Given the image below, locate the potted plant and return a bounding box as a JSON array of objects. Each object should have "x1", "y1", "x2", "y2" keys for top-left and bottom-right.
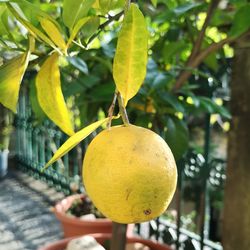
[
  {"x1": 0, "y1": 106, "x2": 13, "y2": 178},
  {"x1": 53, "y1": 194, "x2": 134, "y2": 238},
  {"x1": 39, "y1": 233, "x2": 172, "y2": 250}
]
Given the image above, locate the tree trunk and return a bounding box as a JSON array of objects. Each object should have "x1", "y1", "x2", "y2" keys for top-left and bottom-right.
[{"x1": 223, "y1": 36, "x2": 250, "y2": 250}]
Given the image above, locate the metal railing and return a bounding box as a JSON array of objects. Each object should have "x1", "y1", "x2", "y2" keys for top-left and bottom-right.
[{"x1": 15, "y1": 87, "x2": 225, "y2": 250}]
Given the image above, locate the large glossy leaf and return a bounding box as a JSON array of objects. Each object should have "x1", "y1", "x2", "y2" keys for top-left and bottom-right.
[
  {"x1": 0, "y1": 52, "x2": 29, "y2": 112},
  {"x1": 113, "y1": 3, "x2": 148, "y2": 106},
  {"x1": 63, "y1": 0, "x2": 96, "y2": 30},
  {"x1": 43, "y1": 117, "x2": 111, "y2": 169},
  {"x1": 39, "y1": 18, "x2": 67, "y2": 54},
  {"x1": 36, "y1": 53, "x2": 74, "y2": 136}
]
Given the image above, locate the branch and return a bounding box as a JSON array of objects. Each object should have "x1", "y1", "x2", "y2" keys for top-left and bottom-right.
[
  {"x1": 87, "y1": 11, "x2": 124, "y2": 45},
  {"x1": 172, "y1": 0, "x2": 220, "y2": 91},
  {"x1": 189, "y1": 0, "x2": 220, "y2": 61},
  {"x1": 173, "y1": 36, "x2": 235, "y2": 91}
]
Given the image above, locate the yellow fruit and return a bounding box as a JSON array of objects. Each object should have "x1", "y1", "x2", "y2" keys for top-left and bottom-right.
[{"x1": 82, "y1": 125, "x2": 177, "y2": 224}]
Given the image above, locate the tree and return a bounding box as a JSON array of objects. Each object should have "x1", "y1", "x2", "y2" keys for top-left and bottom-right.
[{"x1": 223, "y1": 35, "x2": 250, "y2": 250}]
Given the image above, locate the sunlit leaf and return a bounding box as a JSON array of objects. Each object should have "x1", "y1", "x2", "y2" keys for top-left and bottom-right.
[
  {"x1": 99, "y1": 0, "x2": 125, "y2": 13},
  {"x1": 36, "y1": 53, "x2": 74, "y2": 136},
  {"x1": 0, "y1": 6, "x2": 8, "y2": 35},
  {"x1": 7, "y1": 3, "x2": 57, "y2": 50},
  {"x1": 44, "y1": 117, "x2": 117, "y2": 169},
  {"x1": 67, "y1": 17, "x2": 90, "y2": 47},
  {"x1": 113, "y1": 3, "x2": 148, "y2": 106},
  {"x1": 39, "y1": 18, "x2": 67, "y2": 54},
  {"x1": 8, "y1": 0, "x2": 58, "y2": 26},
  {"x1": 0, "y1": 52, "x2": 29, "y2": 112},
  {"x1": 63, "y1": 0, "x2": 96, "y2": 30},
  {"x1": 151, "y1": 0, "x2": 157, "y2": 7}
]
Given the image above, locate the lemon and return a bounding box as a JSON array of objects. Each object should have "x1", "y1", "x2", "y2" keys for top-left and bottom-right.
[{"x1": 82, "y1": 125, "x2": 177, "y2": 224}]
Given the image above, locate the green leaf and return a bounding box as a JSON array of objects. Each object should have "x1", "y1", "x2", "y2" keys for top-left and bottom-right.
[
  {"x1": 0, "y1": 6, "x2": 8, "y2": 35},
  {"x1": 204, "y1": 52, "x2": 218, "y2": 71},
  {"x1": 158, "y1": 92, "x2": 185, "y2": 113},
  {"x1": 8, "y1": 0, "x2": 58, "y2": 26},
  {"x1": 39, "y1": 17, "x2": 67, "y2": 54},
  {"x1": 81, "y1": 16, "x2": 100, "y2": 39},
  {"x1": 67, "y1": 17, "x2": 91, "y2": 47},
  {"x1": 164, "y1": 117, "x2": 189, "y2": 160},
  {"x1": 63, "y1": 0, "x2": 96, "y2": 30},
  {"x1": 163, "y1": 41, "x2": 187, "y2": 64},
  {"x1": 230, "y1": 4, "x2": 250, "y2": 37},
  {"x1": 113, "y1": 3, "x2": 148, "y2": 106},
  {"x1": 43, "y1": 117, "x2": 113, "y2": 169},
  {"x1": 173, "y1": 2, "x2": 203, "y2": 15},
  {"x1": 199, "y1": 97, "x2": 231, "y2": 119},
  {"x1": 99, "y1": 0, "x2": 125, "y2": 13},
  {"x1": 36, "y1": 53, "x2": 74, "y2": 136},
  {"x1": 0, "y1": 52, "x2": 30, "y2": 112}
]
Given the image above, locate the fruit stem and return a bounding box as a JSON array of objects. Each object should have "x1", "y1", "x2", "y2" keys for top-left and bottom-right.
[
  {"x1": 117, "y1": 92, "x2": 130, "y2": 126},
  {"x1": 110, "y1": 222, "x2": 127, "y2": 250},
  {"x1": 107, "y1": 90, "x2": 118, "y2": 128},
  {"x1": 124, "y1": 0, "x2": 131, "y2": 13}
]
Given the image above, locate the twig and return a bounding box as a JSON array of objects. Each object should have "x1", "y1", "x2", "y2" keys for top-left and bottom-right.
[
  {"x1": 189, "y1": 0, "x2": 220, "y2": 61},
  {"x1": 173, "y1": 36, "x2": 235, "y2": 91},
  {"x1": 107, "y1": 90, "x2": 118, "y2": 128},
  {"x1": 125, "y1": 0, "x2": 131, "y2": 13},
  {"x1": 87, "y1": 11, "x2": 124, "y2": 45},
  {"x1": 117, "y1": 92, "x2": 130, "y2": 126}
]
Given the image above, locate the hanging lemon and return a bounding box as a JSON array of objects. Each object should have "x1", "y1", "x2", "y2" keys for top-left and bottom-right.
[{"x1": 83, "y1": 125, "x2": 177, "y2": 224}]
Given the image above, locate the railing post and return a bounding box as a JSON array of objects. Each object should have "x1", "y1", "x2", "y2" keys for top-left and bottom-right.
[
  {"x1": 200, "y1": 114, "x2": 211, "y2": 249},
  {"x1": 176, "y1": 159, "x2": 184, "y2": 250}
]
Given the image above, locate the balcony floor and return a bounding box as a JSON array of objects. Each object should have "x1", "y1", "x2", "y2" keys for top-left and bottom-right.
[{"x1": 0, "y1": 165, "x2": 64, "y2": 250}]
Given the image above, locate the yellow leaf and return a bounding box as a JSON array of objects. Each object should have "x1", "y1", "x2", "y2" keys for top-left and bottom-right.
[
  {"x1": 39, "y1": 18, "x2": 67, "y2": 54},
  {"x1": 0, "y1": 52, "x2": 29, "y2": 112},
  {"x1": 113, "y1": 4, "x2": 148, "y2": 106},
  {"x1": 36, "y1": 53, "x2": 74, "y2": 136},
  {"x1": 66, "y1": 17, "x2": 91, "y2": 47},
  {"x1": 43, "y1": 118, "x2": 110, "y2": 170}
]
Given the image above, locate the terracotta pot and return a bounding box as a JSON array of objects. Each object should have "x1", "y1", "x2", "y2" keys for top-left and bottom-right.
[
  {"x1": 54, "y1": 195, "x2": 134, "y2": 237},
  {"x1": 39, "y1": 233, "x2": 172, "y2": 250}
]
